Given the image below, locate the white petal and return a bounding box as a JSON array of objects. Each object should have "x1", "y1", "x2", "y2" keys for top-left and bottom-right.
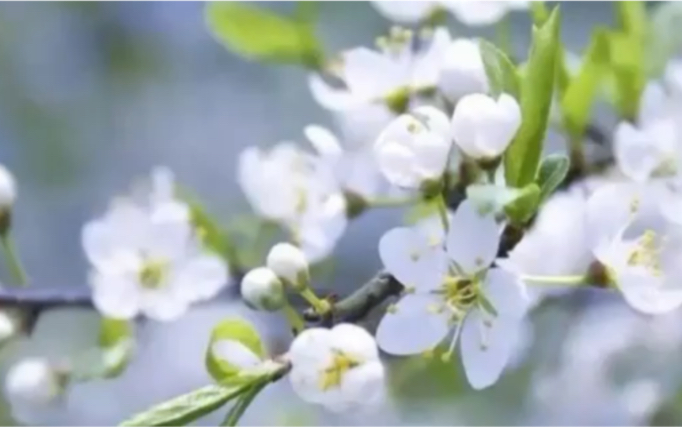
[
  {"x1": 460, "y1": 309, "x2": 520, "y2": 389},
  {"x1": 412, "y1": 105, "x2": 451, "y2": 142},
  {"x1": 370, "y1": 0, "x2": 437, "y2": 23},
  {"x1": 375, "y1": 143, "x2": 420, "y2": 188},
  {"x1": 412, "y1": 27, "x2": 451, "y2": 89},
  {"x1": 585, "y1": 183, "x2": 640, "y2": 247},
  {"x1": 614, "y1": 122, "x2": 660, "y2": 183},
  {"x1": 413, "y1": 132, "x2": 451, "y2": 180},
  {"x1": 289, "y1": 328, "x2": 333, "y2": 371},
  {"x1": 308, "y1": 73, "x2": 361, "y2": 110},
  {"x1": 330, "y1": 324, "x2": 379, "y2": 361},
  {"x1": 445, "y1": 1, "x2": 510, "y2": 26},
  {"x1": 619, "y1": 271, "x2": 682, "y2": 315},
  {"x1": 379, "y1": 227, "x2": 447, "y2": 291},
  {"x1": 143, "y1": 219, "x2": 193, "y2": 261},
  {"x1": 376, "y1": 293, "x2": 450, "y2": 355},
  {"x1": 438, "y1": 38, "x2": 489, "y2": 102},
  {"x1": 173, "y1": 253, "x2": 228, "y2": 302},
  {"x1": 90, "y1": 273, "x2": 141, "y2": 320},
  {"x1": 211, "y1": 339, "x2": 262, "y2": 370},
  {"x1": 339, "y1": 361, "x2": 385, "y2": 407},
  {"x1": 638, "y1": 82, "x2": 667, "y2": 125},
  {"x1": 304, "y1": 125, "x2": 344, "y2": 160},
  {"x1": 139, "y1": 290, "x2": 188, "y2": 321},
  {"x1": 344, "y1": 48, "x2": 406, "y2": 100},
  {"x1": 483, "y1": 268, "x2": 529, "y2": 319},
  {"x1": 289, "y1": 366, "x2": 326, "y2": 404},
  {"x1": 82, "y1": 220, "x2": 117, "y2": 268},
  {"x1": 446, "y1": 200, "x2": 500, "y2": 274}
]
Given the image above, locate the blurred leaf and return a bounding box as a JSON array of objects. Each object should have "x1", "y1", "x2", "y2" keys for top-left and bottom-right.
[
  {"x1": 480, "y1": 39, "x2": 520, "y2": 98},
  {"x1": 647, "y1": 1, "x2": 682, "y2": 76},
  {"x1": 529, "y1": 1, "x2": 549, "y2": 25},
  {"x1": 119, "y1": 384, "x2": 249, "y2": 426},
  {"x1": 504, "y1": 183, "x2": 541, "y2": 225},
  {"x1": 536, "y1": 154, "x2": 570, "y2": 202},
  {"x1": 206, "y1": 318, "x2": 265, "y2": 383},
  {"x1": 617, "y1": 1, "x2": 647, "y2": 39},
  {"x1": 98, "y1": 317, "x2": 134, "y2": 378},
  {"x1": 404, "y1": 198, "x2": 441, "y2": 225},
  {"x1": 561, "y1": 28, "x2": 610, "y2": 138},
  {"x1": 388, "y1": 354, "x2": 467, "y2": 405},
  {"x1": 504, "y1": 7, "x2": 561, "y2": 188},
  {"x1": 205, "y1": 2, "x2": 324, "y2": 69}
]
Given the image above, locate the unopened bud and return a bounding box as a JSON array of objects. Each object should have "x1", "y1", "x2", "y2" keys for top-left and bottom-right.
[
  {"x1": 5, "y1": 358, "x2": 63, "y2": 407},
  {"x1": 0, "y1": 311, "x2": 16, "y2": 344},
  {"x1": 241, "y1": 267, "x2": 285, "y2": 311},
  {"x1": 266, "y1": 243, "x2": 310, "y2": 291},
  {"x1": 0, "y1": 165, "x2": 15, "y2": 236}
]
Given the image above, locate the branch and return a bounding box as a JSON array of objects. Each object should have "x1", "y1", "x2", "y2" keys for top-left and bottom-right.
[
  {"x1": 303, "y1": 270, "x2": 403, "y2": 325},
  {"x1": 0, "y1": 287, "x2": 92, "y2": 309}
]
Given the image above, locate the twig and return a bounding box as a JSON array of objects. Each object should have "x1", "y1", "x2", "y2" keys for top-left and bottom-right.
[{"x1": 0, "y1": 287, "x2": 92, "y2": 309}]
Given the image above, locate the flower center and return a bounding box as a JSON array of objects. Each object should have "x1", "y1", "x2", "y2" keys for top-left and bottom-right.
[
  {"x1": 139, "y1": 258, "x2": 169, "y2": 289},
  {"x1": 626, "y1": 230, "x2": 663, "y2": 277},
  {"x1": 431, "y1": 276, "x2": 481, "y2": 321},
  {"x1": 319, "y1": 351, "x2": 360, "y2": 391}
]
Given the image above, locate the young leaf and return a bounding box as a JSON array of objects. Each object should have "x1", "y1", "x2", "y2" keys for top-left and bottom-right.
[
  {"x1": 120, "y1": 384, "x2": 249, "y2": 426},
  {"x1": 561, "y1": 28, "x2": 610, "y2": 139},
  {"x1": 536, "y1": 154, "x2": 570, "y2": 202},
  {"x1": 466, "y1": 184, "x2": 524, "y2": 216},
  {"x1": 206, "y1": 318, "x2": 265, "y2": 383},
  {"x1": 504, "y1": 7, "x2": 561, "y2": 188},
  {"x1": 205, "y1": 2, "x2": 323, "y2": 69},
  {"x1": 98, "y1": 317, "x2": 134, "y2": 378},
  {"x1": 529, "y1": 1, "x2": 549, "y2": 25},
  {"x1": 503, "y1": 183, "x2": 541, "y2": 225},
  {"x1": 479, "y1": 39, "x2": 520, "y2": 98}
]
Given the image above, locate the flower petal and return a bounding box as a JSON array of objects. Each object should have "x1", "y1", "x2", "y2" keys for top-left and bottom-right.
[
  {"x1": 379, "y1": 227, "x2": 447, "y2": 291},
  {"x1": 90, "y1": 272, "x2": 141, "y2": 320},
  {"x1": 618, "y1": 271, "x2": 682, "y2": 315},
  {"x1": 614, "y1": 122, "x2": 661, "y2": 183},
  {"x1": 460, "y1": 309, "x2": 521, "y2": 390},
  {"x1": 330, "y1": 324, "x2": 379, "y2": 361},
  {"x1": 483, "y1": 268, "x2": 529, "y2": 319},
  {"x1": 376, "y1": 293, "x2": 450, "y2": 355},
  {"x1": 344, "y1": 48, "x2": 406, "y2": 100},
  {"x1": 446, "y1": 200, "x2": 500, "y2": 274},
  {"x1": 308, "y1": 73, "x2": 361, "y2": 110},
  {"x1": 339, "y1": 361, "x2": 385, "y2": 408},
  {"x1": 139, "y1": 290, "x2": 188, "y2": 322},
  {"x1": 174, "y1": 253, "x2": 229, "y2": 303},
  {"x1": 304, "y1": 125, "x2": 344, "y2": 160},
  {"x1": 370, "y1": 0, "x2": 437, "y2": 23}
]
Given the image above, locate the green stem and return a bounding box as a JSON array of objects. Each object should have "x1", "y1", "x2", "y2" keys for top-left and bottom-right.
[
  {"x1": 496, "y1": 14, "x2": 513, "y2": 56},
  {"x1": 281, "y1": 302, "x2": 304, "y2": 335},
  {"x1": 367, "y1": 196, "x2": 417, "y2": 209},
  {"x1": 221, "y1": 380, "x2": 268, "y2": 426},
  {"x1": 436, "y1": 194, "x2": 449, "y2": 232},
  {"x1": 522, "y1": 274, "x2": 586, "y2": 285},
  {"x1": 299, "y1": 288, "x2": 331, "y2": 315},
  {"x1": 1, "y1": 235, "x2": 26, "y2": 286}
]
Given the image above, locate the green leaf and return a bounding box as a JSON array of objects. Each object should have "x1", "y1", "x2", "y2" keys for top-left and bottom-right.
[
  {"x1": 617, "y1": 1, "x2": 647, "y2": 39},
  {"x1": 561, "y1": 28, "x2": 610, "y2": 139},
  {"x1": 503, "y1": 183, "x2": 541, "y2": 225},
  {"x1": 98, "y1": 317, "x2": 134, "y2": 378},
  {"x1": 466, "y1": 184, "x2": 524, "y2": 216},
  {"x1": 119, "y1": 384, "x2": 249, "y2": 426},
  {"x1": 479, "y1": 39, "x2": 520, "y2": 98},
  {"x1": 536, "y1": 154, "x2": 570, "y2": 202},
  {"x1": 504, "y1": 7, "x2": 561, "y2": 188},
  {"x1": 206, "y1": 318, "x2": 265, "y2": 383},
  {"x1": 529, "y1": 1, "x2": 549, "y2": 25},
  {"x1": 205, "y1": 2, "x2": 323, "y2": 69}
]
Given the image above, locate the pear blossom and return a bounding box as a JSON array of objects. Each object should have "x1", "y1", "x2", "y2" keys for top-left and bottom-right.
[
  {"x1": 377, "y1": 200, "x2": 530, "y2": 389},
  {"x1": 438, "y1": 38, "x2": 489, "y2": 103},
  {"x1": 374, "y1": 105, "x2": 452, "y2": 188},
  {"x1": 0, "y1": 165, "x2": 16, "y2": 210},
  {"x1": 238, "y1": 142, "x2": 348, "y2": 262},
  {"x1": 288, "y1": 323, "x2": 385, "y2": 412},
  {"x1": 241, "y1": 267, "x2": 285, "y2": 311},
  {"x1": 83, "y1": 172, "x2": 228, "y2": 321},
  {"x1": 451, "y1": 93, "x2": 522, "y2": 160},
  {"x1": 308, "y1": 27, "x2": 449, "y2": 113},
  {"x1": 370, "y1": 1, "x2": 528, "y2": 27},
  {"x1": 5, "y1": 358, "x2": 62, "y2": 408}
]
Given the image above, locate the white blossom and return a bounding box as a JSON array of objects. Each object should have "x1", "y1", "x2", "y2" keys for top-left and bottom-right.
[
  {"x1": 5, "y1": 358, "x2": 62, "y2": 408},
  {"x1": 370, "y1": 1, "x2": 528, "y2": 26},
  {"x1": 0, "y1": 164, "x2": 17, "y2": 210},
  {"x1": 377, "y1": 200, "x2": 529, "y2": 389},
  {"x1": 370, "y1": 1, "x2": 440, "y2": 24},
  {"x1": 266, "y1": 242, "x2": 309, "y2": 290},
  {"x1": 308, "y1": 28, "x2": 449, "y2": 112},
  {"x1": 83, "y1": 170, "x2": 228, "y2": 321},
  {"x1": 0, "y1": 311, "x2": 16, "y2": 343},
  {"x1": 241, "y1": 267, "x2": 285, "y2": 311},
  {"x1": 438, "y1": 38, "x2": 489, "y2": 103},
  {"x1": 451, "y1": 93, "x2": 522, "y2": 160},
  {"x1": 374, "y1": 106, "x2": 452, "y2": 188},
  {"x1": 288, "y1": 324, "x2": 385, "y2": 412}
]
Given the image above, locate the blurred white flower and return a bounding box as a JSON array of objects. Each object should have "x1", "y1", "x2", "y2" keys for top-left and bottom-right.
[
  {"x1": 288, "y1": 324, "x2": 385, "y2": 412},
  {"x1": 266, "y1": 242, "x2": 309, "y2": 290},
  {"x1": 83, "y1": 174, "x2": 228, "y2": 321},
  {"x1": 377, "y1": 200, "x2": 530, "y2": 389},
  {"x1": 241, "y1": 267, "x2": 285, "y2": 312},
  {"x1": 438, "y1": 38, "x2": 489, "y2": 103},
  {"x1": 0, "y1": 311, "x2": 16, "y2": 343},
  {"x1": 370, "y1": 1, "x2": 440, "y2": 24},
  {"x1": 304, "y1": 125, "x2": 382, "y2": 198},
  {"x1": 5, "y1": 358, "x2": 62, "y2": 409},
  {"x1": 444, "y1": 1, "x2": 528, "y2": 27},
  {"x1": 308, "y1": 27, "x2": 450, "y2": 112},
  {"x1": 451, "y1": 93, "x2": 522, "y2": 160},
  {"x1": 374, "y1": 106, "x2": 452, "y2": 188},
  {"x1": 238, "y1": 143, "x2": 347, "y2": 263},
  {"x1": 0, "y1": 164, "x2": 16, "y2": 210},
  {"x1": 587, "y1": 183, "x2": 682, "y2": 314}
]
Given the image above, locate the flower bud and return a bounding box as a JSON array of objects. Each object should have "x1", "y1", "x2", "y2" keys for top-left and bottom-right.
[
  {"x1": 5, "y1": 358, "x2": 62, "y2": 407},
  {"x1": 374, "y1": 106, "x2": 452, "y2": 189},
  {"x1": 451, "y1": 93, "x2": 521, "y2": 160},
  {"x1": 0, "y1": 165, "x2": 16, "y2": 236},
  {"x1": 241, "y1": 267, "x2": 285, "y2": 311},
  {"x1": 0, "y1": 311, "x2": 16, "y2": 344},
  {"x1": 438, "y1": 39, "x2": 489, "y2": 103},
  {"x1": 266, "y1": 243, "x2": 310, "y2": 291}
]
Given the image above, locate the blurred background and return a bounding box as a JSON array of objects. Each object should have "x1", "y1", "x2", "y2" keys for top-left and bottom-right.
[{"x1": 1, "y1": 1, "x2": 681, "y2": 425}]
